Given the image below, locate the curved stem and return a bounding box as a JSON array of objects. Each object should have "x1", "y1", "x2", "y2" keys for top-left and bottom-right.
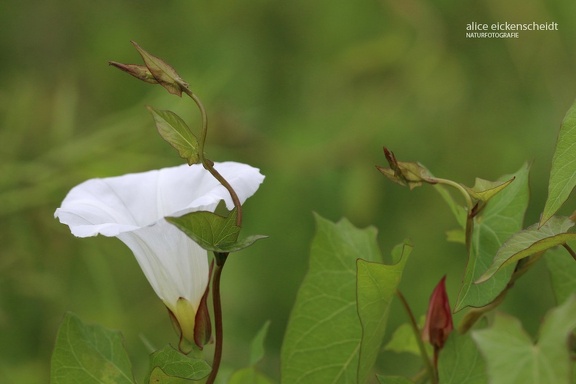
[
  {"x1": 434, "y1": 177, "x2": 474, "y2": 211},
  {"x1": 182, "y1": 88, "x2": 243, "y2": 227},
  {"x1": 206, "y1": 258, "x2": 226, "y2": 384},
  {"x1": 182, "y1": 88, "x2": 209, "y2": 159},
  {"x1": 396, "y1": 290, "x2": 437, "y2": 384}
]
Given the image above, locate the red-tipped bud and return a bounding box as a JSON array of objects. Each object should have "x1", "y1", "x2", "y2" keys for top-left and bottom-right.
[{"x1": 422, "y1": 276, "x2": 453, "y2": 349}]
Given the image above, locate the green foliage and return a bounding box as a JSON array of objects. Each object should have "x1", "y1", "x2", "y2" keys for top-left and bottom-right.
[
  {"x1": 5, "y1": 1, "x2": 576, "y2": 381},
  {"x1": 146, "y1": 346, "x2": 211, "y2": 383},
  {"x1": 462, "y1": 177, "x2": 515, "y2": 203},
  {"x1": 356, "y1": 244, "x2": 411, "y2": 383},
  {"x1": 147, "y1": 106, "x2": 200, "y2": 165},
  {"x1": 228, "y1": 321, "x2": 275, "y2": 384},
  {"x1": 384, "y1": 319, "x2": 426, "y2": 356},
  {"x1": 280, "y1": 215, "x2": 409, "y2": 383},
  {"x1": 455, "y1": 164, "x2": 530, "y2": 311},
  {"x1": 51, "y1": 312, "x2": 134, "y2": 384},
  {"x1": 546, "y1": 246, "x2": 576, "y2": 304},
  {"x1": 167, "y1": 209, "x2": 266, "y2": 253},
  {"x1": 477, "y1": 216, "x2": 576, "y2": 283},
  {"x1": 437, "y1": 332, "x2": 486, "y2": 384},
  {"x1": 541, "y1": 99, "x2": 576, "y2": 226},
  {"x1": 472, "y1": 295, "x2": 576, "y2": 384}
]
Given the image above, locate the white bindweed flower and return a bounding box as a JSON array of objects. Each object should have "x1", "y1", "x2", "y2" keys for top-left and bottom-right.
[{"x1": 55, "y1": 161, "x2": 264, "y2": 348}]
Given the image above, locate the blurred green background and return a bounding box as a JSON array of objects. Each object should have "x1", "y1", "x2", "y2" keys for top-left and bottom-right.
[{"x1": 1, "y1": 0, "x2": 575, "y2": 382}]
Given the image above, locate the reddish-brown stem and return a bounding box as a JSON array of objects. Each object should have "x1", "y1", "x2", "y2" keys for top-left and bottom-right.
[
  {"x1": 205, "y1": 259, "x2": 225, "y2": 384},
  {"x1": 563, "y1": 243, "x2": 576, "y2": 261}
]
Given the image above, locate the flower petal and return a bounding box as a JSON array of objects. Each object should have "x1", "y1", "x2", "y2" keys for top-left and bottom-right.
[
  {"x1": 117, "y1": 219, "x2": 210, "y2": 309},
  {"x1": 55, "y1": 162, "x2": 264, "y2": 237}
]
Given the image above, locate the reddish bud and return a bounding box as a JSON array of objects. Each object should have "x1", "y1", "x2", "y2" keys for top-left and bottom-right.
[{"x1": 422, "y1": 276, "x2": 453, "y2": 349}]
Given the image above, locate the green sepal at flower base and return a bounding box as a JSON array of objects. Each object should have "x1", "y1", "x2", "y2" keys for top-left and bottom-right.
[
  {"x1": 167, "y1": 208, "x2": 267, "y2": 253},
  {"x1": 147, "y1": 106, "x2": 201, "y2": 165}
]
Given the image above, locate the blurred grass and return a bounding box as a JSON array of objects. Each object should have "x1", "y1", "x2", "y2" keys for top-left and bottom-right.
[{"x1": 1, "y1": 0, "x2": 575, "y2": 382}]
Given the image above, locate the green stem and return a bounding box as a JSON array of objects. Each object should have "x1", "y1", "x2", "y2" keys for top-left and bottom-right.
[
  {"x1": 396, "y1": 290, "x2": 437, "y2": 384},
  {"x1": 206, "y1": 257, "x2": 226, "y2": 384},
  {"x1": 434, "y1": 177, "x2": 474, "y2": 211},
  {"x1": 182, "y1": 88, "x2": 243, "y2": 227},
  {"x1": 563, "y1": 243, "x2": 576, "y2": 261}
]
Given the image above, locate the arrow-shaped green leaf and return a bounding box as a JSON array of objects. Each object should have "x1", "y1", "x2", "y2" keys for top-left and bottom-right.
[
  {"x1": 167, "y1": 209, "x2": 266, "y2": 253},
  {"x1": 280, "y1": 215, "x2": 382, "y2": 384},
  {"x1": 476, "y1": 216, "x2": 576, "y2": 283},
  {"x1": 455, "y1": 164, "x2": 530, "y2": 311}
]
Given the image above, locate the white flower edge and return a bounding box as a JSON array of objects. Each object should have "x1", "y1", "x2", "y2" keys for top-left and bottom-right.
[{"x1": 54, "y1": 161, "x2": 264, "y2": 344}]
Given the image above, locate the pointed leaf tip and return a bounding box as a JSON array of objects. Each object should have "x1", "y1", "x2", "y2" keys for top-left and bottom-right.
[
  {"x1": 541, "y1": 99, "x2": 576, "y2": 226},
  {"x1": 463, "y1": 176, "x2": 515, "y2": 203}
]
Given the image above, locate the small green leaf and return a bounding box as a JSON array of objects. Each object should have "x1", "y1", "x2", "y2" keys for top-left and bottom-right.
[
  {"x1": 147, "y1": 106, "x2": 200, "y2": 165},
  {"x1": 146, "y1": 345, "x2": 210, "y2": 383},
  {"x1": 51, "y1": 312, "x2": 135, "y2": 384},
  {"x1": 545, "y1": 246, "x2": 576, "y2": 304},
  {"x1": 167, "y1": 210, "x2": 266, "y2": 252},
  {"x1": 167, "y1": 210, "x2": 238, "y2": 251},
  {"x1": 384, "y1": 318, "x2": 427, "y2": 356},
  {"x1": 280, "y1": 214, "x2": 381, "y2": 384},
  {"x1": 249, "y1": 321, "x2": 271, "y2": 366},
  {"x1": 541, "y1": 99, "x2": 576, "y2": 226},
  {"x1": 455, "y1": 164, "x2": 530, "y2": 311},
  {"x1": 472, "y1": 295, "x2": 576, "y2": 384},
  {"x1": 462, "y1": 177, "x2": 515, "y2": 203},
  {"x1": 228, "y1": 322, "x2": 275, "y2": 384},
  {"x1": 357, "y1": 242, "x2": 411, "y2": 384},
  {"x1": 438, "y1": 332, "x2": 486, "y2": 384},
  {"x1": 476, "y1": 216, "x2": 576, "y2": 283},
  {"x1": 132, "y1": 41, "x2": 188, "y2": 96}
]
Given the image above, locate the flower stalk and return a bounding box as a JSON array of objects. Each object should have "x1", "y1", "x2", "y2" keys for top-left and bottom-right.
[
  {"x1": 107, "y1": 42, "x2": 265, "y2": 382},
  {"x1": 396, "y1": 290, "x2": 437, "y2": 384},
  {"x1": 181, "y1": 87, "x2": 243, "y2": 228}
]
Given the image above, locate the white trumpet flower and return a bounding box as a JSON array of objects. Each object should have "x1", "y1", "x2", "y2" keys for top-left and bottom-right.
[{"x1": 55, "y1": 162, "x2": 264, "y2": 347}]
